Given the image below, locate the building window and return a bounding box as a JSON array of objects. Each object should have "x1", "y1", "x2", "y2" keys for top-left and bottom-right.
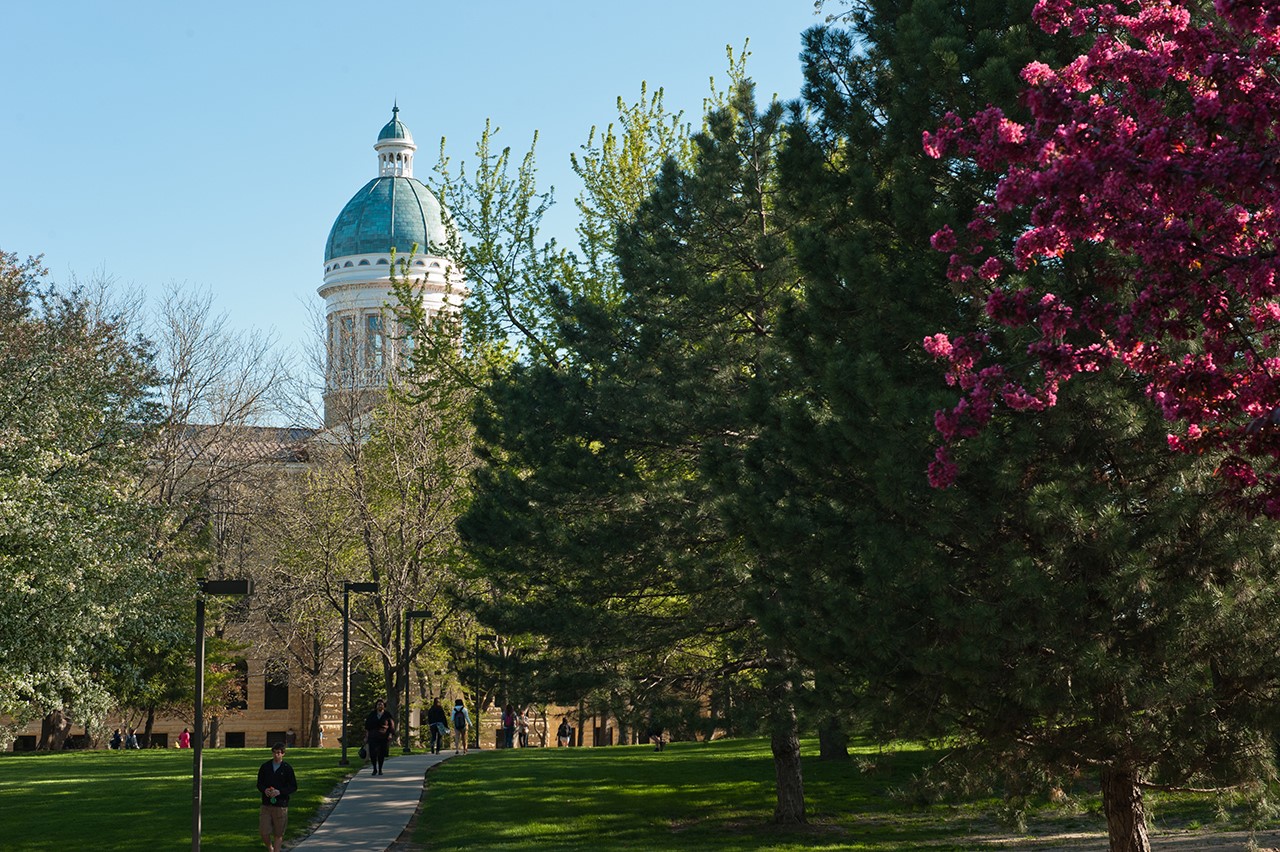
[
  {"x1": 365, "y1": 313, "x2": 385, "y2": 371},
  {"x1": 224, "y1": 732, "x2": 246, "y2": 748},
  {"x1": 264, "y1": 659, "x2": 289, "y2": 710},
  {"x1": 229, "y1": 659, "x2": 248, "y2": 711},
  {"x1": 267, "y1": 730, "x2": 288, "y2": 747},
  {"x1": 335, "y1": 314, "x2": 356, "y2": 381}
]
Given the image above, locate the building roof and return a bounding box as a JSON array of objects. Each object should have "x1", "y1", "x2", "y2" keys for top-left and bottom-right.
[
  {"x1": 377, "y1": 105, "x2": 412, "y2": 142},
  {"x1": 325, "y1": 107, "x2": 448, "y2": 261},
  {"x1": 324, "y1": 176, "x2": 447, "y2": 260}
]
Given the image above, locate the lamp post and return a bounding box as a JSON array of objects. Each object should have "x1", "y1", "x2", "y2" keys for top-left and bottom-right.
[
  {"x1": 474, "y1": 633, "x2": 496, "y2": 750},
  {"x1": 339, "y1": 581, "x2": 379, "y2": 766},
  {"x1": 402, "y1": 610, "x2": 430, "y2": 753},
  {"x1": 192, "y1": 578, "x2": 252, "y2": 852}
]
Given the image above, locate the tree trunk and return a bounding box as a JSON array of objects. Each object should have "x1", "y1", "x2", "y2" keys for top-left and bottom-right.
[
  {"x1": 208, "y1": 714, "x2": 221, "y2": 748},
  {"x1": 143, "y1": 706, "x2": 156, "y2": 746},
  {"x1": 310, "y1": 691, "x2": 323, "y2": 748},
  {"x1": 39, "y1": 709, "x2": 72, "y2": 750},
  {"x1": 766, "y1": 651, "x2": 806, "y2": 825},
  {"x1": 1101, "y1": 766, "x2": 1150, "y2": 852},
  {"x1": 769, "y1": 708, "x2": 806, "y2": 824},
  {"x1": 817, "y1": 713, "x2": 849, "y2": 761}
]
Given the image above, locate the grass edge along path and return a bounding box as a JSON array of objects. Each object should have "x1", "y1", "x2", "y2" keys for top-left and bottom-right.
[{"x1": 0, "y1": 746, "x2": 352, "y2": 851}]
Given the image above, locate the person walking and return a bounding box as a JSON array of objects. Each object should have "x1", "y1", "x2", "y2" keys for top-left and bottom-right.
[
  {"x1": 451, "y1": 699, "x2": 472, "y2": 754},
  {"x1": 557, "y1": 717, "x2": 572, "y2": 748},
  {"x1": 516, "y1": 709, "x2": 530, "y2": 748},
  {"x1": 177, "y1": 727, "x2": 191, "y2": 749},
  {"x1": 426, "y1": 698, "x2": 448, "y2": 754},
  {"x1": 256, "y1": 742, "x2": 297, "y2": 852},
  {"x1": 501, "y1": 704, "x2": 516, "y2": 749},
  {"x1": 364, "y1": 698, "x2": 396, "y2": 776}
]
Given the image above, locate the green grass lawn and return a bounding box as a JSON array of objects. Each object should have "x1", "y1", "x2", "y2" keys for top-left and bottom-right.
[
  {"x1": 412, "y1": 739, "x2": 1277, "y2": 851},
  {"x1": 0, "y1": 747, "x2": 351, "y2": 851},
  {"x1": 1, "y1": 739, "x2": 1274, "y2": 851}
]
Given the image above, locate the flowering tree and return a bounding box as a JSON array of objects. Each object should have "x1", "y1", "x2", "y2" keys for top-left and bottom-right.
[{"x1": 922, "y1": 0, "x2": 1280, "y2": 514}]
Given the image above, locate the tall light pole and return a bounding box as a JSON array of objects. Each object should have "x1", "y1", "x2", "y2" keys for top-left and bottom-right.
[
  {"x1": 192, "y1": 578, "x2": 252, "y2": 852},
  {"x1": 339, "y1": 581, "x2": 379, "y2": 766},
  {"x1": 474, "y1": 633, "x2": 495, "y2": 750},
  {"x1": 402, "y1": 610, "x2": 430, "y2": 753}
]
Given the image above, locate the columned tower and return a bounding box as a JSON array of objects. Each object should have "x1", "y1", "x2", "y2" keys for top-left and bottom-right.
[{"x1": 319, "y1": 107, "x2": 459, "y2": 427}]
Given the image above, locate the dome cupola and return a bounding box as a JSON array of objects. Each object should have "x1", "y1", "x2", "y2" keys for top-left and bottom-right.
[
  {"x1": 374, "y1": 103, "x2": 415, "y2": 177},
  {"x1": 319, "y1": 107, "x2": 460, "y2": 428},
  {"x1": 324, "y1": 106, "x2": 448, "y2": 262}
]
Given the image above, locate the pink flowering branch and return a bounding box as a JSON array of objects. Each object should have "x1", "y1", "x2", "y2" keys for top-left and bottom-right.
[{"x1": 923, "y1": 0, "x2": 1280, "y2": 514}]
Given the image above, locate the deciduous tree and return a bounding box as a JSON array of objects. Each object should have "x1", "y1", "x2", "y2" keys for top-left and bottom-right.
[{"x1": 0, "y1": 252, "x2": 163, "y2": 733}]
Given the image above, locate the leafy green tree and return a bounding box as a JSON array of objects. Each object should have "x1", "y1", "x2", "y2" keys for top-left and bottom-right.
[
  {"x1": 384, "y1": 83, "x2": 701, "y2": 730},
  {"x1": 460, "y1": 76, "x2": 811, "y2": 823},
  {"x1": 0, "y1": 251, "x2": 166, "y2": 733}
]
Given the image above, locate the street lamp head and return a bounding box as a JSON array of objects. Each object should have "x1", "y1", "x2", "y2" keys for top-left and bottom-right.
[
  {"x1": 346, "y1": 582, "x2": 379, "y2": 593},
  {"x1": 198, "y1": 578, "x2": 253, "y2": 596},
  {"x1": 406, "y1": 609, "x2": 431, "y2": 618}
]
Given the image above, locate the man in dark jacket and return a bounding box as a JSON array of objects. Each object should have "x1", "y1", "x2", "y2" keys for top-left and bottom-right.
[{"x1": 256, "y1": 742, "x2": 298, "y2": 852}]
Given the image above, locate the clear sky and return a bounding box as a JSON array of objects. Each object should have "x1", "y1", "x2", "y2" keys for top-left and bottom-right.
[{"x1": 2, "y1": 1, "x2": 825, "y2": 358}]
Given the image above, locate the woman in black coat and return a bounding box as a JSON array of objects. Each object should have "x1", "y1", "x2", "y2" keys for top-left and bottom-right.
[{"x1": 364, "y1": 698, "x2": 396, "y2": 775}]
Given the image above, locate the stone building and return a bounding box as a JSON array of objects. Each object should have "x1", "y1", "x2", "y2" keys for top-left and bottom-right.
[{"x1": 11, "y1": 107, "x2": 462, "y2": 752}]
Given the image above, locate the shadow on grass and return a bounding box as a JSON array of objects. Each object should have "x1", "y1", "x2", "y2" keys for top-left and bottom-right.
[
  {"x1": 410, "y1": 739, "x2": 1280, "y2": 851},
  {"x1": 0, "y1": 748, "x2": 353, "y2": 852}
]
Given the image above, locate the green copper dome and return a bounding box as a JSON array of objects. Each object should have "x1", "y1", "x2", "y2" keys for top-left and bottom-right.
[
  {"x1": 325, "y1": 176, "x2": 447, "y2": 261},
  {"x1": 378, "y1": 105, "x2": 412, "y2": 142}
]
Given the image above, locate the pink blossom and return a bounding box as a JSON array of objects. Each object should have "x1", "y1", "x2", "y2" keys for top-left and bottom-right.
[
  {"x1": 927, "y1": 447, "x2": 958, "y2": 488},
  {"x1": 924, "y1": 0, "x2": 1280, "y2": 510},
  {"x1": 922, "y1": 333, "x2": 954, "y2": 359},
  {"x1": 931, "y1": 225, "x2": 958, "y2": 252},
  {"x1": 1022, "y1": 61, "x2": 1056, "y2": 85}
]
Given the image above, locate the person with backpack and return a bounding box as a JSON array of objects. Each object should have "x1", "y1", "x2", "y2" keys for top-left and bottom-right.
[
  {"x1": 557, "y1": 717, "x2": 572, "y2": 748},
  {"x1": 451, "y1": 699, "x2": 472, "y2": 754}
]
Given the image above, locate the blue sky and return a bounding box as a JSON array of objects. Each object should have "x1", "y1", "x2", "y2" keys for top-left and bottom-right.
[{"x1": 2, "y1": 1, "x2": 824, "y2": 359}]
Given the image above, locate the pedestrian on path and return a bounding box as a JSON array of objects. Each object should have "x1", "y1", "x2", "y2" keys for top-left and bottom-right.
[
  {"x1": 364, "y1": 698, "x2": 396, "y2": 776},
  {"x1": 451, "y1": 699, "x2": 471, "y2": 754},
  {"x1": 426, "y1": 698, "x2": 448, "y2": 754},
  {"x1": 557, "y1": 717, "x2": 572, "y2": 748},
  {"x1": 256, "y1": 742, "x2": 298, "y2": 852},
  {"x1": 516, "y1": 708, "x2": 530, "y2": 748},
  {"x1": 502, "y1": 704, "x2": 516, "y2": 749}
]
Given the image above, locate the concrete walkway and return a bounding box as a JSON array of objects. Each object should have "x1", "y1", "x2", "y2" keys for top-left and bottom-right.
[{"x1": 291, "y1": 750, "x2": 455, "y2": 851}]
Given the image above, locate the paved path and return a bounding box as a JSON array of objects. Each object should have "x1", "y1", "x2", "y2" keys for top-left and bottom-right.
[{"x1": 291, "y1": 751, "x2": 455, "y2": 851}]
